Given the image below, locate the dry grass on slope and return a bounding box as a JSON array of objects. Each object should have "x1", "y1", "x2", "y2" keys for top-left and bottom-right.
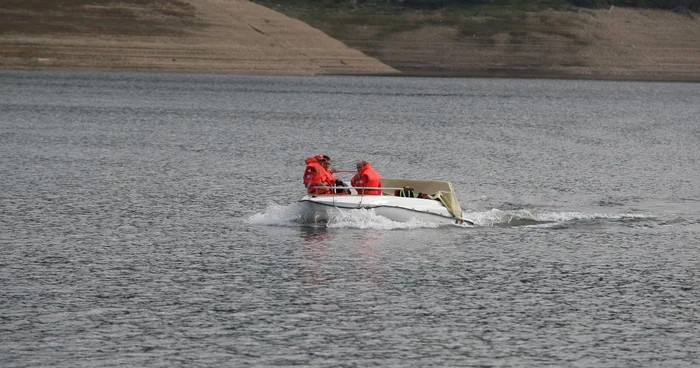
[
  {"x1": 0, "y1": 0, "x2": 398, "y2": 75},
  {"x1": 274, "y1": 4, "x2": 700, "y2": 81}
]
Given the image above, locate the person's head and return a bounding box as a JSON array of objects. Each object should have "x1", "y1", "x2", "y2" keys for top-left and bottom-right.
[
  {"x1": 322, "y1": 155, "x2": 331, "y2": 168},
  {"x1": 356, "y1": 160, "x2": 367, "y2": 171},
  {"x1": 313, "y1": 154, "x2": 326, "y2": 164}
]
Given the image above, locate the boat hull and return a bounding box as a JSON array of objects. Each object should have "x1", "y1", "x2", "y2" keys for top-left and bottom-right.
[{"x1": 298, "y1": 195, "x2": 468, "y2": 225}]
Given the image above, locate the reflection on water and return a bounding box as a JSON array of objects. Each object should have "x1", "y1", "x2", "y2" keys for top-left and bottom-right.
[
  {"x1": 355, "y1": 233, "x2": 382, "y2": 286},
  {"x1": 300, "y1": 226, "x2": 330, "y2": 244},
  {"x1": 297, "y1": 228, "x2": 385, "y2": 286},
  {"x1": 355, "y1": 232, "x2": 381, "y2": 260},
  {"x1": 298, "y1": 227, "x2": 332, "y2": 285}
]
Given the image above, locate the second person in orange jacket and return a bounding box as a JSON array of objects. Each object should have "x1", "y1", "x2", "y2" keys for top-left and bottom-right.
[
  {"x1": 351, "y1": 160, "x2": 382, "y2": 195},
  {"x1": 320, "y1": 155, "x2": 350, "y2": 194}
]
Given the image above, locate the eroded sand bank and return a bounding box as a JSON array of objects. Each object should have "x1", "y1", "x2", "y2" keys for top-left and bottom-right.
[{"x1": 0, "y1": 0, "x2": 398, "y2": 75}]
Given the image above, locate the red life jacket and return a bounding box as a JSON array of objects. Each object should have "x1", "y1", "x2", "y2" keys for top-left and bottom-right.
[
  {"x1": 356, "y1": 162, "x2": 382, "y2": 195},
  {"x1": 350, "y1": 173, "x2": 360, "y2": 188},
  {"x1": 303, "y1": 157, "x2": 331, "y2": 195}
]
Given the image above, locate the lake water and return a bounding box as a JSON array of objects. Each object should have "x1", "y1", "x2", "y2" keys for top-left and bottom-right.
[{"x1": 2, "y1": 70, "x2": 699, "y2": 367}]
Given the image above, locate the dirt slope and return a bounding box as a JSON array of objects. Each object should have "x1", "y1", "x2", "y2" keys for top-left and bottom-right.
[
  {"x1": 1, "y1": 1, "x2": 699, "y2": 80},
  {"x1": 306, "y1": 7, "x2": 700, "y2": 81},
  {"x1": 0, "y1": 0, "x2": 398, "y2": 75}
]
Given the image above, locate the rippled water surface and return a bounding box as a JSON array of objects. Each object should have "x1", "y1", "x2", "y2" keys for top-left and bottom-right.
[{"x1": 2, "y1": 71, "x2": 700, "y2": 367}]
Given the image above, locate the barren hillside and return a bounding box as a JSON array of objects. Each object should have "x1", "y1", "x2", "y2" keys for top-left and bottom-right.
[
  {"x1": 273, "y1": 4, "x2": 700, "y2": 81},
  {"x1": 1, "y1": 0, "x2": 699, "y2": 81},
  {"x1": 0, "y1": 0, "x2": 398, "y2": 75}
]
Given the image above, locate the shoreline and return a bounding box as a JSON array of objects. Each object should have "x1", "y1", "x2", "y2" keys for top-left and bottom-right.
[{"x1": 3, "y1": 65, "x2": 699, "y2": 83}]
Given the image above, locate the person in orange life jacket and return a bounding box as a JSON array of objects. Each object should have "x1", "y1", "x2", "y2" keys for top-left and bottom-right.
[
  {"x1": 321, "y1": 155, "x2": 338, "y2": 180},
  {"x1": 303, "y1": 155, "x2": 331, "y2": 195},
  {"x1": 350, "y1": 160, "x2": 382, "y2": 195},
  {"x1": 321, "y1": 155, "x2": 350, "y2": 194}
]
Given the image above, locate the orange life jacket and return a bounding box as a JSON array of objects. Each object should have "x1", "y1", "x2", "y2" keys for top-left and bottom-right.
[
  {"x1": 321, "y1": 166, "x2": 335, "y2": 187},
  {"x1": 303, "y1": 157, "x2": 331, "y2": 195},
  {"x1": 356, "y1": 163, "x2": 382, "y2": 195}
]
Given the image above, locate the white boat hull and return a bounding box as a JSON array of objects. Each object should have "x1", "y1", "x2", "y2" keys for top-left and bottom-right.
[{"x1": 298, "y1": 195, "x2": 470, "y2": 226}]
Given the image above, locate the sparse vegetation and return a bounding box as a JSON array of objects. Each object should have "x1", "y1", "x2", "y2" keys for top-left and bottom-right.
[
  {"x1": 253, "y1": 0, "x2": 585, "y2": 59},
  {"x1": 251, "y1": 0, "x2": 700, "y2": 77},
  {"x1": 257, "y1": 0, "x2": 699, "y2": 12},
  {"x1": 1, "y1": 0, "x2": 698, "y2": 79},
  {"x1": 0, "y1": 0, "x2": 199, "y2": 36}
]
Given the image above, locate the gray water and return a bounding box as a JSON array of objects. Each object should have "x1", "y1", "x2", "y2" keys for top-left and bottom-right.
[{"x1": 2, "y1": 70, "x2": 699, "y2": 367}]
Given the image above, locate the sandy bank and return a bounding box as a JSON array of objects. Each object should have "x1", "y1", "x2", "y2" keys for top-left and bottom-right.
[
  {"x1": 1, "y1": 1, "x2": 699, "y2": 81},
  {"x1": 281, "y1": 5, "x2": 700, "y2": 82},
  {"x1": 0, "y1": 0, "x2": 398, "y2": 76}
]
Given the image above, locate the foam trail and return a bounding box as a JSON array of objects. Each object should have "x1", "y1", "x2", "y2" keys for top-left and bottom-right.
[
  {"x1": 463, "y1": 208, "x2": 655, "y2": 227},
  {"x1": 247, "y1": 202, "x2": 308, "y2": 227},
  {"x1": 534, "y1": 211, "x2": 653, "y2": 222}
]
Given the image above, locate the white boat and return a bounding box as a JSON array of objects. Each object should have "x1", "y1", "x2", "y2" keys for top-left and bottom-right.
[{"x1": 298, "y1": 178, "x2": 473, "y2": 226}]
